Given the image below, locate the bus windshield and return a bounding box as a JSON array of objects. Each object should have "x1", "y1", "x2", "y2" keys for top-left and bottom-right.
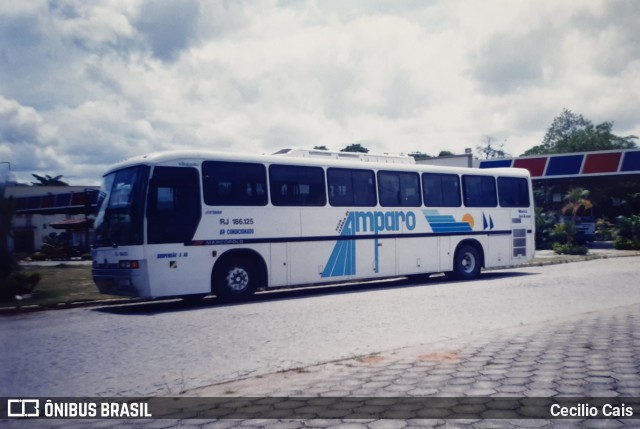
[{"x1": 93, "y1": 165, "x2": 149, "y2": 248}]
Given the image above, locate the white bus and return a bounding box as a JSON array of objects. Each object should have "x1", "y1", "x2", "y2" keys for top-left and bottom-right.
[{"x1": 92, "y1": 149, "x2": 535, "y2": 302}]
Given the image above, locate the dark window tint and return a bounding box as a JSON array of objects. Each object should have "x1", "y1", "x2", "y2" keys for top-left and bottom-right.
[
  {"x1": 498, "y1": 177, "x2": 530, "y2": 207},
  {"x1": 93, "y1": 166, "x2": 149, "y2": 248},
  {"x1": 378, "y1": 171, "x2": 421, "y2": 207},
  {"x1": 327, "y1": 168, "x2": 376, "y2": 207},
  {"x1": 147, "y1": 167, "x2": 201, "y2": 244},
  {"x1": 202, "y1": 161, "x2": 267, "y2": 206},
  {"x1": 462, "y1": 175, "x2": 497, "y2": 207},
  {"x1": 269, "y1": 164, "x2": 326, "y2": 206},
  {"x1": 422, "y1": 173, "x2": 461, "y2": 207}
]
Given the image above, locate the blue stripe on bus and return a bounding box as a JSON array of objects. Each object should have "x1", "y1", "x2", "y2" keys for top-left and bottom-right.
[
  {"x1": 423, "y1": 210, "x2": 473, "y2": 233},
  {"x1": 430, "y1": 223, "x2": 473, "y2": 232},
  {"x1": 322, "y1": 213, "x2": 357, "y2": 277},
  {"x1": 323, "y1": 238, "x2": 355, "y2": 276},
  {"x1": 424, "y1": 215, "x2": 456, "y2": 223}
]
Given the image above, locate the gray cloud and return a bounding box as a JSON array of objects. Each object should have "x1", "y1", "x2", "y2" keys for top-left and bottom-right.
[
  {"x1": 0, "y1": 99, "x2": 42, "y2": 144},
  {"x1": 0, "y1": 96, "x2": 61, "y2": 171},
  {"x1": 571, "y1": 1, "x2": 640, "y2": 76},
  {"x1": 472, "y1": 28, "x2": 551, "y2": 94},
  {"x1": 1, "y1": 0, "x2": 639, "y2": 185},
  {"x1": 136, "y1": 0, "x2": 200, "y2": 61}
]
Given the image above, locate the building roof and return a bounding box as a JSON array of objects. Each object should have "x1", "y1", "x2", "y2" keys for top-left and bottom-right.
[
  {"x1": 478, "y1": 148, "x2": 640, "y2": 179},
  {"x1": 4, "y1": 186, "x2": 100, "y2": 215}
]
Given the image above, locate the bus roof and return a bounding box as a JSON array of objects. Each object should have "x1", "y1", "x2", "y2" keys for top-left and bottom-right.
[
  {"x1": 103, "y1": 149, "x2": 531, "y2": 179},
  {"x1": 272, "y1": 148, "x2": 415, "y2": 164}
]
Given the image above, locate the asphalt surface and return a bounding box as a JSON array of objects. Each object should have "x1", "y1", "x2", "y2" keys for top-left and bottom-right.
[{"x1": 2, "y1": 248, "x2": 640, "y2": 428}]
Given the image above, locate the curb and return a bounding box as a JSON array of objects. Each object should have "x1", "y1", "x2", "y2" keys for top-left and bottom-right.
[{"x1": 0, "y1": 297, "x2": 149, "y2": 315}]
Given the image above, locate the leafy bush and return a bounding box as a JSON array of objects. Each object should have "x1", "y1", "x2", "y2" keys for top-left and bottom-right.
[
  {"x1": 550, "y1": 222, "x2": 571, "y2": 245},
  {"x1": 552, "y1": 242, "x2": 588, "y2": 255},
  {"x1": 535, "y1": 209, "x2": 556, "y2": 250},
  {"x1": 0, "y1": 250, "x2": 13, "y2": 279},
  {"x1": 595, "y1": 218, "x2": 615, "y2": 241},
  {"x1": 0, "y1": 272, "x2": 41, "y2": 301},
  {"x1": 614, "y1": 215, "x2": 640, "y2": 250},
  {"x1": 551, "y1": 220, "x2": 590, "y2": 245},
  {"x1": 30, "y1": 252, "x2": 47, "y2": 261},
  {"x1": 615, "y1": 238, "x2": 640, "y2": 250},
  {"x1": 547, "y1": 219, "x2": 589, "y2": 254}
]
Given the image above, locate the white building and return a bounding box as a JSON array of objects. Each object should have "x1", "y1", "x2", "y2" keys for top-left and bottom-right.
[{"x1": 3, "y1": 186, "x2": 99, "y2": 255}]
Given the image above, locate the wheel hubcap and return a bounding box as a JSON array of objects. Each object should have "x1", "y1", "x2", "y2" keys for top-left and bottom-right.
[
  {"x1": 226, "y1": 267, "x2": 249, "y2": 291},
  {"x1": 462, "y1": 253, "x2": 475, "y2": 273}
]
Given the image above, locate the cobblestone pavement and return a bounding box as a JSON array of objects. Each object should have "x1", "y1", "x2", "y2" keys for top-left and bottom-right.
[{"x1": 5, "y1": 300, "x2": 640, "y2": 428}]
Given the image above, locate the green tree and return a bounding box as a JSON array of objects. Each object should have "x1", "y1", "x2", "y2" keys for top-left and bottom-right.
[
  {"x1": 558, "y1": 187, "x2": 593, "y2": 249},
  {"x1": 313, "y1": 146, "x2": 329, "y2": 150},
  {"x1": 614, "y1": 215, "x2": 640, "y2": 250},
  {"x1": 438, "y1": 150, "x2": 455, "y2": 157},
  {"x1": 0, "y1": 197, "x2": 14, "y2": 254},
  {"x1": 562, "y1": 188, "x2": 593, "y2": 219},
  {"x1": 523, "y1": 109, "x2": 637, "y2": 155},
  {"x1": 340, "y1": 143, "x2": 369, "y2": 153},
  {"x1": 0, "y1": 196, "x2": 15, "y2": 279},
  {"x1": 476, "y1": 136, "x2": 508, "y2": 159},
  {"x1": 408, "y1": 151, "x2": 432, "y2": 161},
  {"x1": 31, "y1": 174, "x2": 68, "y2": 186},
  {"x1": 0, "y1": 196, "x2": 41, "y2": 300}
]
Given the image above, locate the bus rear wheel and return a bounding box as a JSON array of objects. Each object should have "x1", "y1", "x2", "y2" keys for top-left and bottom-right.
[
  {"x1": 451, "y1": 244, "x2": 481, "y2": 280},
  {"x1": 213, "y1": 257, "x2": 258, "y2": 302}
]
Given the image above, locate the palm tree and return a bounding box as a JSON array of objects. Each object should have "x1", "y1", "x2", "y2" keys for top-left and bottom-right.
[
  {"x1": 562, "y1": 188, "x2": 593, "y2": 219},
  {"x1": 561, "y1": 188, "x2": 594, "y2": 245},
  {"x1": 31, "y1": 174, "x2": 68, "y2": 186}
]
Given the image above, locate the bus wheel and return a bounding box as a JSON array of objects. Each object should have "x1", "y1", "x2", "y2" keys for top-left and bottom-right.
[
  {"x1": 452, "y1": 244, "x2": 481, "y2": 280},
  {"x1": 213, "y1": 257, "x2": 257, "y2": 302}
]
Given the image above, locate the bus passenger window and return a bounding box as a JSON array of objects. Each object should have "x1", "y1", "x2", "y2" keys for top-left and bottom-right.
[
  {"x1": 327, "y1": 168, "x2": 376, "y2": 207},
  {"x1": 378, "y1": 171, "x2": 421, "y2": 207},
  {"x1": 269, "y1": 164, "x2": 326, "y2": 206},
  {"x1": 423, "y1": 173, "x2": 461, "y2": 207},
  {"x1": 498, "y1": 177, "x2": 530, "y2": 207},
  {"x1": 462, "y1": 175, "x2": 497, "y2": 207},
  {"x1": 202, "y1": 161, "x2": 268, "y2": 206}
]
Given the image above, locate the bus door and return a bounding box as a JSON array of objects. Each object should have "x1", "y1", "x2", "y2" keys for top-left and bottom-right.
[{"x1": 146, "y1": 166, "x2": 204, "y2": 297}]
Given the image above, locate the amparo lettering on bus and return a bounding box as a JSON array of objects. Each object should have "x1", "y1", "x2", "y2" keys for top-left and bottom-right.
[
  {"x1": 345, "y1": 210, "x2": 417, "y2": 234},
  {"x1": 323, "y1": 210, "x2": 417, "y2": 278}
]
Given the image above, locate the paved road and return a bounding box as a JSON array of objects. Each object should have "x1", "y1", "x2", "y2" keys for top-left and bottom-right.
[{"x1": 1, "y1": 256, "x2": 640, "y2": 399}]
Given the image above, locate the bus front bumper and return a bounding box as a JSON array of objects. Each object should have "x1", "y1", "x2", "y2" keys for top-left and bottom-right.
[{"x1": 92, "y1": 265, "x2": 150, "y2": 298}]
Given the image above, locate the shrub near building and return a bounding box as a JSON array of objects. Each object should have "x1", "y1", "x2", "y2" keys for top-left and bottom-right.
[
  {"x1": 614, "y1": 215, "x2": 640, "y2": 250},
  {"x1": 0, "y1": 250, "x2": 41, "y2": 301}
]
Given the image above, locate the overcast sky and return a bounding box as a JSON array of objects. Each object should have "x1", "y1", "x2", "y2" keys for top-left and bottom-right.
[{"x1": 1, "y1": 0, "x2": 639, "y2": 185}]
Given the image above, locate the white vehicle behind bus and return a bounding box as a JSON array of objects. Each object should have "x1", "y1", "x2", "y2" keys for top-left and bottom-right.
[{"x1": 92, "y1": 149, "x2": 535, "y2": 302}]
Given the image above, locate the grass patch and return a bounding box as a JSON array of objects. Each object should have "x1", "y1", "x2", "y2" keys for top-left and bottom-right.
[{"x1": 1, "y1": 264, "x2": 119, "y2": 308}]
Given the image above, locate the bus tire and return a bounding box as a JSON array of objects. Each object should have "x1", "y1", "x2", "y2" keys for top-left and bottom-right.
[
  {"x1": 451, "y1": 244, "x2": 481, "y2": 280},
  {"x1": 213, "y1": 256, "x2": 258, "y2": 302}
]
